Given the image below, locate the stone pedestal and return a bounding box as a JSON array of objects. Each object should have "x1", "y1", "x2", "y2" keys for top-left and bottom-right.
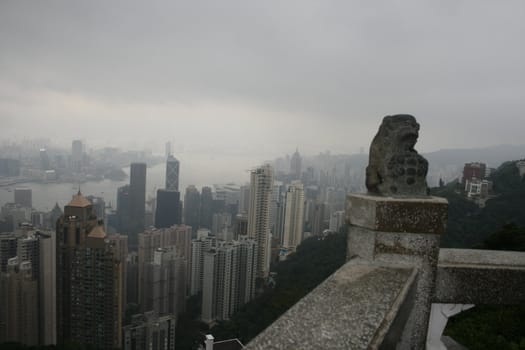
[{"x1": 346, "y1": 194, "x2": 448, "y2": 350}]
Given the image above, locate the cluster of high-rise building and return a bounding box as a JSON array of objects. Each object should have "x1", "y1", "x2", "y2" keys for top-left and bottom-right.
[
  {"x1": 0, "y1": 224, "x2": 55, "y2": 346},
  {"x1": 200, "y1": 236, "x2": 258, "y2": 324},
  {"x1": 1, "y1": 144, "x2": 350, "y2": 349},
  {"x1": 189, "y1": 229, "x2": 257, "y2": 324},
  {"x1": 115, "y1": 162, "x2": 147, "y2": 248},
  {"x1": 273, "y1": 150, "x2": 351, "y2": 243},
  {"x1": 0, "y1": 189, "x2": 187, "y2": 349}
]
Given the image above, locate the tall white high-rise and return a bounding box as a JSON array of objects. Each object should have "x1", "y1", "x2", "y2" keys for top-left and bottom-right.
[
  {"x1": 200, "y1": 237, "x2": 257, "y2": 323},
  {"x1": 141, "y1": 247, "x2": 186, "y2": 317},
  {"x1": 282, "y1": 181, "x2": 305, "y2": 251},
  {"x1": 236, "y1": 236, "x2": 257, "y2": 306},
  {"x1": 190, "y1": 233, "x2": 215, "y2": 296},
  {"x1": 247, "y1": 164, "x2": 274, "y2": 279},
  {"x1": 269, "y1": 182, "x2": 283, "y2": 236},
  {"x1": 138, "y1": 225, "x2": 192, "y2": 305},
  {"x1": 165, "y1": 155, "x2": 180, "y2": 191}
]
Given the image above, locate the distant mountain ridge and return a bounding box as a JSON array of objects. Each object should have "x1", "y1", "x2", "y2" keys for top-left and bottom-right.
[
  {"x1": 294, "y1": 144, "x2": 525, "y2": 188},
  {"x1": 424, "y1": 144, "x2": 525, "y2": 168},
  {"x1": 298, "y1": 144, "x2": 525, "y2": 168}
]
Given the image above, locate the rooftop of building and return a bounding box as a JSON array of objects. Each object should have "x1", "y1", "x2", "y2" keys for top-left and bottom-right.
[
  {"x1": 87, "y1": 224, "x2": 106, "y2": 239},
  {"x1": 67, "y1": 190, "x2": 92, "y2": 208}
]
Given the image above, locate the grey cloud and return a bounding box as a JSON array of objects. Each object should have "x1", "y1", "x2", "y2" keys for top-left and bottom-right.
[{"x1": 0, "y1": 0, "x2": 524, "y2": 153}]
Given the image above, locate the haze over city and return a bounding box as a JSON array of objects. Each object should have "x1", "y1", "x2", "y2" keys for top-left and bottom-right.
[
  {"x1": 1, "y1": 0, "x2": 524, "y2": 157},
  {"x1": 1, "y1": 2, "x2": 525, "y2": 350}
]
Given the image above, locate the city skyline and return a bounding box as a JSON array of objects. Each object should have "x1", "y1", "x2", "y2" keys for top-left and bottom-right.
[
  {"x1": 1, "y1": 115, "x2": 524, "y2": 348},
  {"x1": 1, "y1": 1, "x2": 525, "y2": 347}
]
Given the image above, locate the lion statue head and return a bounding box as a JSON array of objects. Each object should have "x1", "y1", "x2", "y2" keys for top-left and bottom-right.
[{"x1": 366, "y1": 115, "x2": 429, "y2": 196}]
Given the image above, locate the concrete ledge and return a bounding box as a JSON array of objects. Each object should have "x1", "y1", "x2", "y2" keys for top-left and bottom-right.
[
  {"x1": 346, "y1": 194, "x2": 448, "y2": 234},
  {"x1": 245, "y1": 260, "x2": 417, "y2": 350},
  {"x1": 435, "y1": 249, "x2": 525, "y2": 304}
]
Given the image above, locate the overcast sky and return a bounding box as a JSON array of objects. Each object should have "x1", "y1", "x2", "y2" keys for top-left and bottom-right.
[{"x1": 1, "y1": 0, "x2": 524, "y2": 158}]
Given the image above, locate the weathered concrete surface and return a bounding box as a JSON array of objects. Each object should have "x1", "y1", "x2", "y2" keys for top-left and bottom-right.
[
  {"x1": 245, "y1": 260, "x2": 416, "y2": 350},
  {"x1": 346, "y1": 194, "x2": 448, "y2": 235},
  {"x1": 348, "y1": 226, "x2": 441, "y2": 349},
  {"x1": 346, "y1": 193, "x2": 447, "y2": 349},
  {"x1": 435, "y1": 248, "x2": 525, "y2": 304}
]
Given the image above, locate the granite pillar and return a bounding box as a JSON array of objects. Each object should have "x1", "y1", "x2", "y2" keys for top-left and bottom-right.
[{"x1": 346, "y1": 193, "x2": 448, "y2": 349}]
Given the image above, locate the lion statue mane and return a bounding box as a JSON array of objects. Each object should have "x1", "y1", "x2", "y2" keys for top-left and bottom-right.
[{"x1": 366, "y1": 114, "x2": 429, "y2": 196}]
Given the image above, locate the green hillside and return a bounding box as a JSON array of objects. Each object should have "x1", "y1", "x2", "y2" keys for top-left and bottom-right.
[{"x1": 432, "y1": 160, "x2": 525, "y2": 248}]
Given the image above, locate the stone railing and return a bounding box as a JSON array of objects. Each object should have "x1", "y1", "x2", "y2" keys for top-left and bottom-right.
[{"x1": 246, "y1": 194, "x2": 525, "y2": 349}]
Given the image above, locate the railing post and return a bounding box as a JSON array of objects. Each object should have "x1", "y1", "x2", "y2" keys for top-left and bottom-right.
[{"x1": 346, "y1": 194, "x2": 448, "y2": 349}]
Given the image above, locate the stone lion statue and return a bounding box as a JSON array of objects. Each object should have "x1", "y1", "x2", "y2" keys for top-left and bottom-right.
[{"x1": 366, "y1": 114, "x2": 429, "y2": 196}]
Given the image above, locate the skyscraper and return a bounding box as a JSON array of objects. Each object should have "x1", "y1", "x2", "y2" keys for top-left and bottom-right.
[
  {"x1": 85, "y1": 195, "x2": 106, "y2": 223},
  {"x1": 234, "y1": 213, "x2": 248, "y2": 239},
  {"x1": 38, "y1": 231, "x2": 56, "y2": 345},
  {"x1": 0, "y1": 227, "x2": 56, "y2": 346},
  {"x1": 165, "y1": 141, "x2": 172, "y2": 158},
  {"x1": 0, "y1": 234, "x2": 18, "y2": 273},
  {"x1": 116, "y1": 184, "x2": 131, "y2": 233},
  {"x1": 247, "y1": 165, "x2": 274, "y2": 279},
  {"x1": 129, "y1": 163, "x2": 147, "y2": 246},
  {"x1": 201, "y1": 246, "x2": 233, "y2": 323},
  {"x1": 200, "y1": 186, "x2": 213, "y2": 230},
  {"x1": 212, "y1": 212, "x2": 232, "y2": 237},
  {"x1": 165, "y1": 155, "x2": 180, "y2": 191},
  {"x1": 71, "y1": 140, "x2": 83, "y2": 172},
  {"x1": 141, "y1": 247, "x2": 186, "y2": 317},
  {"x1": 138, "y1": 226, "x2": 192, "y2": 309},
  {"x1": 14, "y1": 188, "x2": 32, "y2": 208},
  {"x1": 184, "y1": 185, "x2": 201, "y2": 230},
  {"x1": 0, "y1": 258, "x2": 39, "y2": 345},
  {"x1": 269, "y1": 182, "x2": 284, "y2": 236},
  {"x1": 201, "y1": 237, "x2": 257, "y2": 323},
  {"x1": 56, "y1": 192, "x2": 123, "y2": 349},
  {"x1": 236, "y1": 236, "x2": 257, "y2": 306},
  {"x1": 155, "y1": 189, "x2": 181, "y2": 229},
  {"x1": 39, "y1": 149, "x2": 51, "y2": 171},
  {"x1": 282, "y1": 182, "x2": 305, "y2": 251},
  {"x1": 48, "y1": 203, "x2": 63, "y2": 230},
  {"x1": 239, "y1": 185, "x2": 251, "y2": 215},
  {"x1": 0, "y1": 158, "x2": 20, "y2": 177},
  {"x1": 312, "y1": 202, "x2": 327, "y2": 236},
  {"x1": 290, "y1": 149, "x2": 302, "y2": 180},
  {"x1": 190, "y1": 233, "x2": 214, "y2": 296},
  {"x1": 108, "y1": 233, "x2": 128, "y2": 315}
]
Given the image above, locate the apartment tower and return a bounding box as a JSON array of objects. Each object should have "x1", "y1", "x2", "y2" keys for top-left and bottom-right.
[
  {"x1": 282, "y1": 181, "x2": 305, "y2": 251},
  {"x1": 247, "y1": 165, "x2": 274, "y2": 279},
  {"x1": 56, "y1": 192, "x2": 122, "y2": 349},
  {"x1": 129, "y1": 163, "x2": 147, "y2": 247}
]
